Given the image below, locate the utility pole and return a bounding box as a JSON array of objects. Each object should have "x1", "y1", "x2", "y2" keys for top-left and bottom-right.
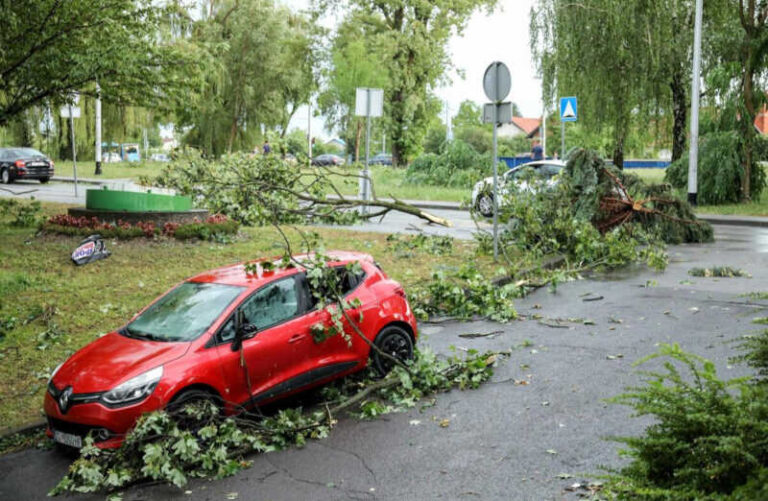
[
  {"x1": 542, "y1": 109, "x2": 547, "y2": 158},
  {"x1": 68, "y1": 101, "x2": 78, "y2": 198},
  {"x1": 95, "y1": 82, "x2": 102, "y2": 175},
  {"x1": 687, "y1": 0, "x2": 704, "y2": 206},
  {"x1": 307, "y1": 100, "x2": 312, "y2": 168}
]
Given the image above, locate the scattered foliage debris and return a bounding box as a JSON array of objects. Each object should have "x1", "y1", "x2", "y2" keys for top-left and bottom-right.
[{"x1": 688, "y1": 266, "x2": 751, "y2": 278}]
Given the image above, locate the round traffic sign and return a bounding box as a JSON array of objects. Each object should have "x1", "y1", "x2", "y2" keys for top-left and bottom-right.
[{"x1": 483, "y1": 62, "x2": 511, "y2": 102}]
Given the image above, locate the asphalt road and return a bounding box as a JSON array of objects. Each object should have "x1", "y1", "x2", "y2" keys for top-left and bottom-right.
[{"x1": 1, "y1": 224, "x2": 767, "y2": 500}]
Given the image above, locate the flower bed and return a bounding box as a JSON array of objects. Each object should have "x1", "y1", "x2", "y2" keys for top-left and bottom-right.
[{"x1": 41, "y1": 213, "x2": 239, "y2": 240}]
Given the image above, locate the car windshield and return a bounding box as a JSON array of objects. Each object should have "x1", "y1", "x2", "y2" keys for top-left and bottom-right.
[{"x1": 124, "y1": 282, "x2": 244, "y2": 342}]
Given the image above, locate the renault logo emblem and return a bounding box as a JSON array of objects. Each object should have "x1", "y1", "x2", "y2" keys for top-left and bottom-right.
[{"x1": 59, "y1": 386, "x2": 73, "y2": 413}]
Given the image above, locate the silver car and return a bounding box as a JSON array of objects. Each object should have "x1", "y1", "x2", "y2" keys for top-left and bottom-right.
[{"x1": 471, "y1": 160, "x2": 566, "y2": 217}]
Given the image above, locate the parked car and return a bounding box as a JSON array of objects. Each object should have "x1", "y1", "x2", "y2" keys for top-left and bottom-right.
[
  {"x1": 44, "y1": 251, "x2": 417, "y2": 449},
  {"x1": 471, "y1": 160, "x2": 566, "y2": 217},
  {"x1": 0, "y1": 147, "x2": 54, "y2": 184},
  {"x1": 368, "y1": 153, "x2": 392, "y2": 166},
  {"x1": 101, "y1": 152, "x2": 122, "y2": 163},
  {"x1": 311, "y1": 154, "x2": 345, "y2": 167},
  {"x1": 150, "y1": 153, "x2": 171, "y2": 162}
]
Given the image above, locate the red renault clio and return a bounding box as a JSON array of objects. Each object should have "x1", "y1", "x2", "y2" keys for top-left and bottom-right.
[{"x1": 44, "y1": 251, "x2": 417, "y2": 449}]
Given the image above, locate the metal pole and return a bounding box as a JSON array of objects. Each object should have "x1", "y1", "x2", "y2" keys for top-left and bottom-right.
[
  {"x1": 95, "y1": 83, "x2": 102, "y2": 175},
  {"x1": 364, "y1": 89, "x2": 372, "y2": 213},
  {"x1": 542, "y1": 109, "x2": 547, "y2": 158},
  {"x1": 561, "y1": 120, "x2": 565, "y2": 159},
  {"x1": 687, "y1": 0, "x2": 703, "y2": 206},
  {"x1": 492, "y1": 106, "x2": 499, "y2": 260},
  {"x1": 69, "y1": 103, "x2": 78, "y2": 198},
  {"x1": 307, "y1": 100, "x2": 312, "y2": 168}
]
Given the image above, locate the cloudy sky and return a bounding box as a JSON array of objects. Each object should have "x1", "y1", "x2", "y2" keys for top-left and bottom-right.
[{"x1": 285, "y1": 0, "x2": 542, "y2": 137}]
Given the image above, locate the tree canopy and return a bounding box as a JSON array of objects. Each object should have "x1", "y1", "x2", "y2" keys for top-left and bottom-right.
[{"x1": 0, "y1": 0, "x2": 197, "y2": 127}]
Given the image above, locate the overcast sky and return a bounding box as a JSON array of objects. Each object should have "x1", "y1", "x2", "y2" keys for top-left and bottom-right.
[{"x1": 284, "y1": 0, "x2": 542, "y2": 138}]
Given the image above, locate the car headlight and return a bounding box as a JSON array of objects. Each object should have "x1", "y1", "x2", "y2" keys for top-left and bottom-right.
[
  {"x1": 102, "y1": 366, "x2": 163, "y2": 406},
  {"x1": 48, "y1": 362, "x2": 63, "y2": 384}
]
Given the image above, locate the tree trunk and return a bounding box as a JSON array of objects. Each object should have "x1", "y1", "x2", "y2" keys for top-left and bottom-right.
[
  {"x1": 740, "y1": 33, "x2": 755, "y2": 202},
  {"x1": 612, "y1": 142, "x2": 624, "y2": 170},
  {"x1": 670, "y1": 71, "x2": 687, "y2": 162}
]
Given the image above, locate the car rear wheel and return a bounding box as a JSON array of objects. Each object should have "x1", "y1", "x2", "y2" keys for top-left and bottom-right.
[
  {"x1": 40, "y1": 177, "x2": 50, "y2": 184},
  {"x1": 476, "y1": 193, "x2": 494, "y2": 217},
  {"x1": 371, "y1": 325, "x2": 414, "y2": 376},
  {"x1": 1, "y1": 169, "x2": 10, "y2": 184}
]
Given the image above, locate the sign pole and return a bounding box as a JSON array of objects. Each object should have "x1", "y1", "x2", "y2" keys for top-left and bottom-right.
[
  {"x1": 364, "y1": 88, "x2": 371, "y2": 214},
  {"x1": 95, "y1": 82, "x2": 102, "y2": 175},
  {"x1": 687, "y1": 0, "x2": 703, "y2": 206},
  {"x1": 307, "y1": 99, "x2": 312, "y2": 169},
  {"x1": 69, "y1": 102, "x2": 78, "y2": 198},
  {"x1": 561, "y1": 120, "x2": 565, "y2": 159},
  {"x1": 492, "y1": 103, "x2": 499, "y2": 261}
]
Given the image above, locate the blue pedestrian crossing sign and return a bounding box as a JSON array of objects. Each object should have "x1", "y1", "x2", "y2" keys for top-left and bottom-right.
[{"x1": 560, "y1": 96, "x2": 578, "y2": 122}]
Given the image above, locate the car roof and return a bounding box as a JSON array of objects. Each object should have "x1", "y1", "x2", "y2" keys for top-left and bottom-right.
[
  {"x1": 188, "y1": 250, "x2": 374, "y2": 288},
  {"x1": 509, "y1": 159, "x2": 566, "y2": 172}
]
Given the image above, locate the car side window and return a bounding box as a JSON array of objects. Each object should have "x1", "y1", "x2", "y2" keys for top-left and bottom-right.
[
  {"x1": 241, "y1": 277, "x2": 300, "y2": 331},
  {"x1": 218, "y1": 316, "x2": 236, "y2": 342},
  {"x1": 306, "y1": 265, "x2": 366, "y2": 308},
  {"x1": 542, "y1": 164, "x2": 562, "y2": 178}
]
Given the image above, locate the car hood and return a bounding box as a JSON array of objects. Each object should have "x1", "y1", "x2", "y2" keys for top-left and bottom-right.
[{"x1": 52, "y1": 332, "x2": 190, "y2": 393}]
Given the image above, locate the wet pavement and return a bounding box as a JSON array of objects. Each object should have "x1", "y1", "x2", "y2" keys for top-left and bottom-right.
[{"x1": 1, "y1": 225, "x2": 768, "y2": 500}]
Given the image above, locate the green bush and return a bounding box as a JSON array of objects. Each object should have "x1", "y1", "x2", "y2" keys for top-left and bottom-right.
[
  {"x1": 0, "y1": 198, "x2": 42, "y2": 227},
  {"x1": 665, "y1": 131, "x2": 767, "y2": 204},
  {"x1": 605, "y1": 343, "x2": 768, "y2": 500},
  {"x1": 404, "y1": 140, "x2": 491, "y2": 187}
]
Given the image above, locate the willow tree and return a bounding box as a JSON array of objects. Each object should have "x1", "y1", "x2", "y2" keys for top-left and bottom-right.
[
  {"x1": 734, "y1": 0, "x2": 768, "y2": 200},
  {"x1": 325, "y1": 0, "x2": 497, "y2": 166},
  {"x1": 531, "y1": 0, "x2": 730, "y2": 167},
  {"x1": 0, "y1": 0, "x2": 196, "y2": 127},
  {"x1": 318, "y1": 16, "x2": 390, "y2": 161}
]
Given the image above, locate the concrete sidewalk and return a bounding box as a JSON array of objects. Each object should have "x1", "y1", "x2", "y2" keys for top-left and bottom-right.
[{"x1": 52, "y1": 176, "x2": 768, "y2": 228}]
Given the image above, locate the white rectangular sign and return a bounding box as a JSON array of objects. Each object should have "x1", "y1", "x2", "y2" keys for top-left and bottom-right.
[
  {"x1": 60, "y1": 106, "x2": 81, "y2": 118},
  {"x1": 355, "y1": 88, "x2": 383, "y2": 117}
]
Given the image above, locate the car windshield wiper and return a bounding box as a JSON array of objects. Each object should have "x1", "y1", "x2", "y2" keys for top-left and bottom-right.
[{"x1": 121, "y1": 327, "x2": 162, "y2": 342}]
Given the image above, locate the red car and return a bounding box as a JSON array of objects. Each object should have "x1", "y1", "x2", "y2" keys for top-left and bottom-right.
[{"x1": 44, "y1": 251, "x2": 417, "y2": 449}]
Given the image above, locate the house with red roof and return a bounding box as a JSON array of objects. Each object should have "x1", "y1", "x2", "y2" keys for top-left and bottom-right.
[
  {"x1": 755, "y1": 104, "x2": 768, "y2": 135},
  {"x1": 497, "y1": 116, "x2": 542, "y2": 140}
]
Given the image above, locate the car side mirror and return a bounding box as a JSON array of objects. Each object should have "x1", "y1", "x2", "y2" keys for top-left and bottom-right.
[{"x1": 231, "y1": 309, "x2": 258, "y2": 351}]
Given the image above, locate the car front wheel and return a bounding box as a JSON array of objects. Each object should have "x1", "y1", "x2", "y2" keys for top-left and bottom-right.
[
  {"x1": 371, "y1": 325, "x2": 414, "y2": 376},
  {"x1": 1, "y1": 168, "x2": 10, "y2": 184},
  {"x1": 476, "y1": 193, "x2": 494, "y2": 217}
]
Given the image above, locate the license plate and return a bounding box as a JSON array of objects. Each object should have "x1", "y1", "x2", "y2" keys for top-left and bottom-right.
[
  {"x1": 29, "y1": 162, "x2": 46, "y2": 167},
  {"x1": 53, "y1": 430, "x2": 82, "y2": 448}
]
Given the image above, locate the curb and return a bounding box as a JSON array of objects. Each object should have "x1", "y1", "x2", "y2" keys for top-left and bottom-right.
[
  {"x1": 697, "y1": 214, "x2": 768, "y2": 228},
  {"x1": 50, "y1": 176, "x2": 130, "y2": 185},
  {"x1": 0, "y1": 420, "x2": 46, "y2": 440}
]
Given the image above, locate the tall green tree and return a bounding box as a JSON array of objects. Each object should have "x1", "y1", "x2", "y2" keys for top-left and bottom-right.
[
  {"x1": 317, "y1": 17, "x2": 390, "y2": 161},
  {"x1": 0, "y1": 0, "x2": 196, "y2": 127},
  {"x1": 531, "y1": 0, "x2": 730, "y2": 167},
  {"x1": 177, "y1": 0, "x2": 317, "y2": 156},
  {"x1": 734, "y1": 0, "x2": 768, "y2": 200},
  {"x1": 330, "y1": 0, "x2": 497, "y2": 166}
]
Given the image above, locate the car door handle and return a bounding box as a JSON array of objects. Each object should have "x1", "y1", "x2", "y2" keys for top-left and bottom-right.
[{"x1": 288, "y1": 333, "x2": 306, "y2": 344}]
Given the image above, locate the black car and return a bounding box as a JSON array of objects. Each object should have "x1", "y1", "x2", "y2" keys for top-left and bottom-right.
[
  {"x1": 311, "y1": 154, "x2": 345, "y2": 167},
  {"x1": 0, "y1": 147, "x2": 54, "y2": 184},
  {"x1": 368, "y1": 153, "x2": 392, "y2": 166}
]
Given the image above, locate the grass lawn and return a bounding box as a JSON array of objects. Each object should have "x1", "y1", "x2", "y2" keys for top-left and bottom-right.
[
  {"x1": 0, "y1": 203, "x2": 494, "y2": 432},
  {"x1": 53, "y1": 160, "x2": 168, "y2": 180}
]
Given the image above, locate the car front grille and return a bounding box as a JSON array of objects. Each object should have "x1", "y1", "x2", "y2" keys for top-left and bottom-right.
[
  {"x1": 47, "y1": 417, "x2": 114, "y2": 439},
  {"x1": 22, "y1": 164, "x2": 53, "y2": 176}
]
